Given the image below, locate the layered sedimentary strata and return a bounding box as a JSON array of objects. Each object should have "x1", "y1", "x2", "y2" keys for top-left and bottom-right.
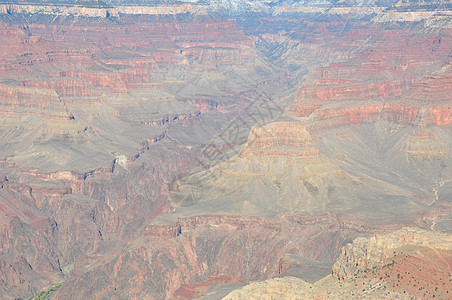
[
  {"x1": 241, "y1": 121, "x2": 320, "y2": 156},
  {"x1": 0, "y1": 1, "x2": 451, "y2": 299},
  {"x1": 297, "y1": 78, "x2": 411, "y2": 102},
  {"x1": 289, "y1": 21, "x2": 452, "y2": 132},
  {"x1": 0, "y1": 3, "x2": 210, "y2": 17},
  {"x1": 0, "y1": 9, "x2": 276, "y2": 298},
  {"x1": 0, "y1": 84, "x2": 64, "y2": 110},
  {"x1": 158, "y1": 15, "x2": 452, "y2": 298},
  {"x1": 170, "y1": 116, "x2": 448, "y2": 222},
  {"x1": 405, "y1": 129, "x2": 450, "y2": 156},
  {"x1": 170, "y1": 120, "x2": 371, "y2": 216},
  {"x1": 289, "y1": 103, "x2": 322, "y2": 118},
  {"x1": 0, "y1": 10, "x2": 264, "y2": 173},
  {"x1": 290, "y1": 102, "x2": 452, "y2": 131}
]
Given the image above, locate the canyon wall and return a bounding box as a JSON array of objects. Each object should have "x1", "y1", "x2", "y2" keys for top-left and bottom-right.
[{"x1": 0, "y1": 0, "x2": 450, "y2": 299}]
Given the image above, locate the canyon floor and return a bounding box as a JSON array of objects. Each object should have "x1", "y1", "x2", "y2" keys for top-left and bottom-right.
[{"x1": 0, "y1": 0, "x2": 451, "y2": 299}]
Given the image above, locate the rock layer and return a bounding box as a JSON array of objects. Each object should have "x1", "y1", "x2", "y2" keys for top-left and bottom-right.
[
  {"x1": 224, "y1": 228, "x2": 452, "y2": 300},
  {"x1": 0, "y1": 1, "x2": 451, "y2": 299}
]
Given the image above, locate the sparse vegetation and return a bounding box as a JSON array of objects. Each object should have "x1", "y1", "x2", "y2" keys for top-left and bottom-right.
[{"x1": 34, "y1": 282, "x2": 63, "y2": 300}]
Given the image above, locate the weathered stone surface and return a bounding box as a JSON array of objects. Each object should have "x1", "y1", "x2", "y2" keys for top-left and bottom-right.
[
  {"x1": 332, "y1": 228, "x2": 452, "y2": 282},
  {"x1": 224, "y1": 228, "x2": 452, "y2": 299},
  {"x1": 0, "y1": 1, "x2": 451, "y2": 299}
]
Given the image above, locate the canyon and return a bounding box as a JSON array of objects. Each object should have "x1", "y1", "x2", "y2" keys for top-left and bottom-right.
[{"x1": 0, "y1": 0, "x2": 450, "y2": 299}]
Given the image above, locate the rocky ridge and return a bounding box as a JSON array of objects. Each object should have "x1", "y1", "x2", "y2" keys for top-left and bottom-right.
[
  {"x1": 0, "y1": 0, "x2": 451, "y2": 299},
  {"x1": 223, "y1": 228, "x2": 452, "y2": 299}
]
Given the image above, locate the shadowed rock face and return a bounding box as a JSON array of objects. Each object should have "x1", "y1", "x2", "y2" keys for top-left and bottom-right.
[{"x1": 0, "y1": 0, "x2": 451, "y2": 299}]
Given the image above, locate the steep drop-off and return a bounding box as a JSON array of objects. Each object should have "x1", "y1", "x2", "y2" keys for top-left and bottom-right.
[{"x1": 0, "y1": 1, "x2": 451, "y2": 299}]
